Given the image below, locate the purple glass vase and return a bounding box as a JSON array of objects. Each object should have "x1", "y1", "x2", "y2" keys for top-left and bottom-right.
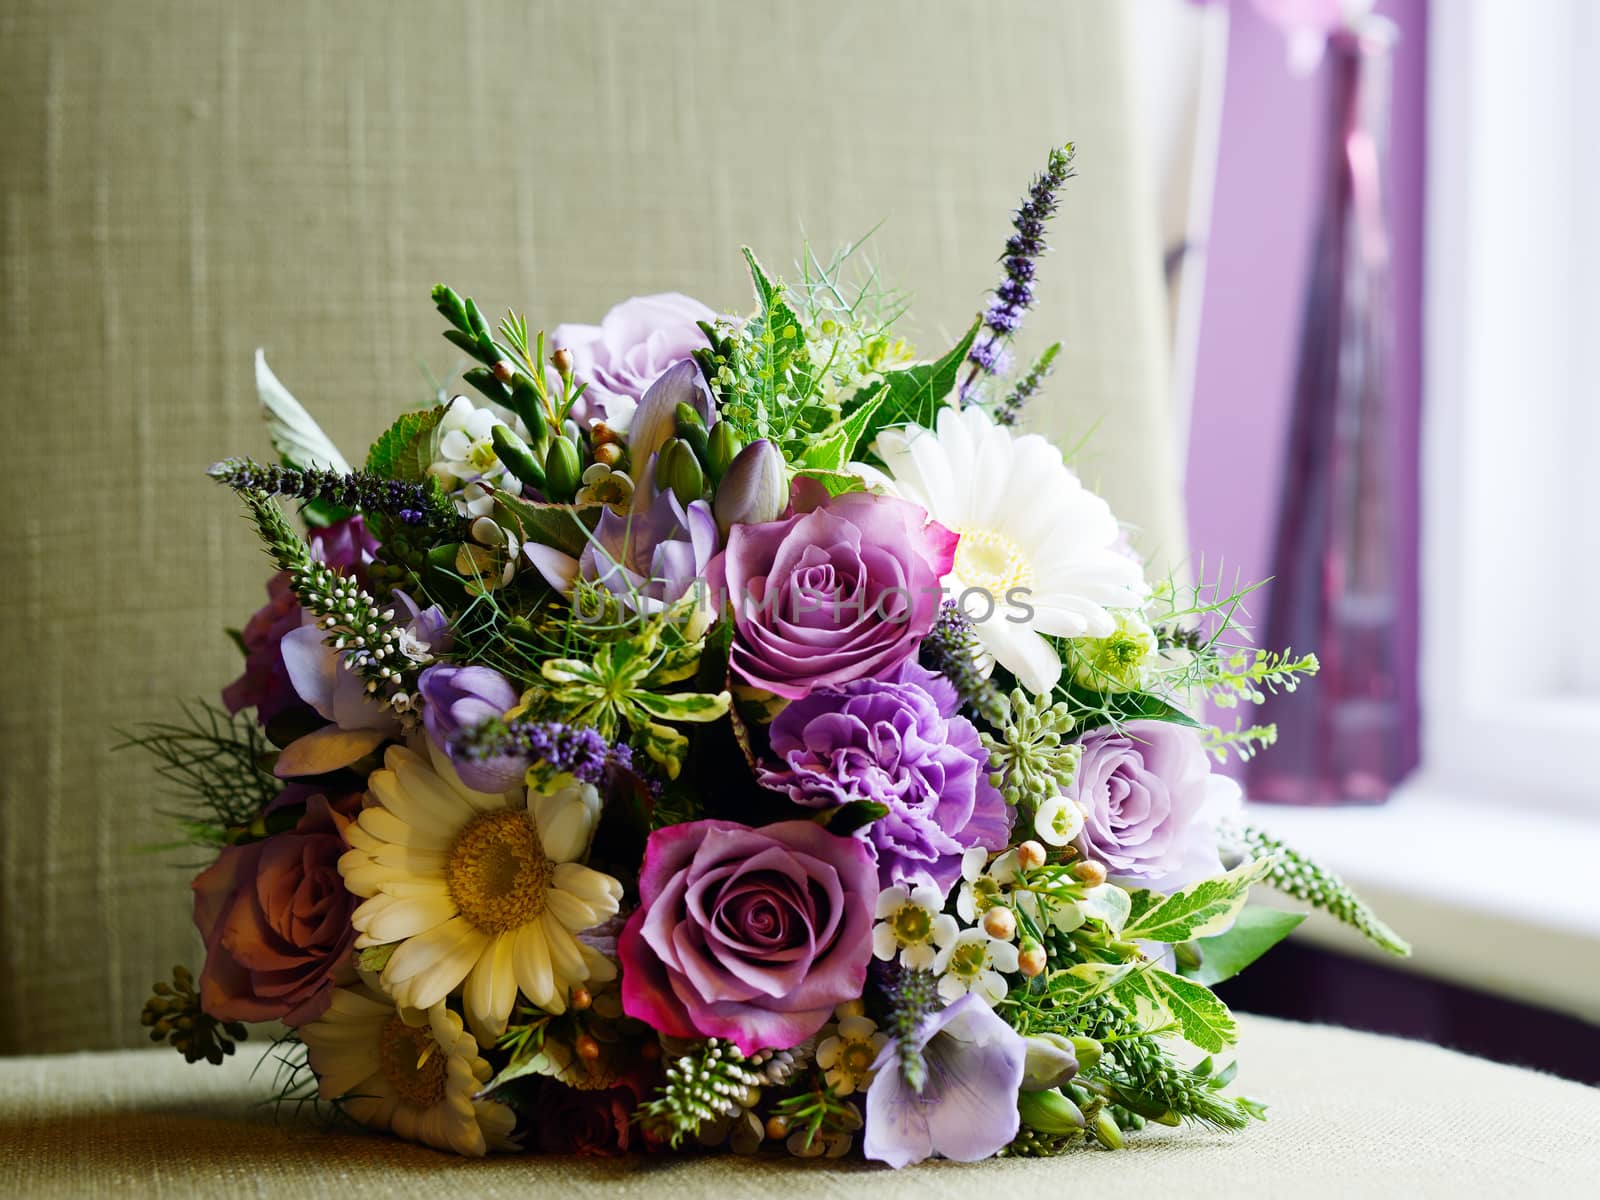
[{"x1": 1247, "y1": 25, "x2": 1408, "y2": 806}]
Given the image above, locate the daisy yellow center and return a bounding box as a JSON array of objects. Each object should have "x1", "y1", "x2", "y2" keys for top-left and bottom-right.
[
  {"x1": 378, "y1": 1016, "x2": 448, "y2": 1109},
  {"x1": 840, "y1": 1039, "x2": 876, "y2": 1077},
  {"x1": 889, "y1": 903, "x2": 933, "y2": 945},
  {"x1": 446, "y1": 809, "x2": 552, "y2": 934},
  {"x1": 950, "y1": 941, "x2": 990, "y2": 978},
  {"x1": 953, "y1": 527, "x2": 1035, "y2": 596}
]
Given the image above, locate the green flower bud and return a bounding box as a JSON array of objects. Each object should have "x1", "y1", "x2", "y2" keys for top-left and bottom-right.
[
  {"x1": 490, "y1": 425, "x2": 544, "y2": 491},
  {"x1": 675, "y1": 402, "x2": 711, "y2": 464},
  {"x1": 1092, "y1": 1108, "x2": 1124, "y2": 1150},
  {"x1": 1017, "y1": 1088, "x2": 1085, "y2": 1136},
  {"x1": 509, "y1": 375, "x2": 548, "y2": 443},
  {"x1": 544, "y1": 436, "x2": 582, "y2": 502},
  {"x1": 1068, "y1": 1035, "x2": 1103, "y2": 1073},
  {"x1": 707, "y1": 420, "x2": 742, "y2": 483},
  {"x1": 659, "y1": 438, "x2": 706, "y2": 506}
]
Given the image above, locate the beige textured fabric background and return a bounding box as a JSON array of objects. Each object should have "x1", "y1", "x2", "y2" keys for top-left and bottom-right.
[
  {"x1": 3, "y1": 1016, "x2": 1596, "y2": 1196},
  {"x1": 0, "y1": 0, "x2": 1180, "y2": 1054}
]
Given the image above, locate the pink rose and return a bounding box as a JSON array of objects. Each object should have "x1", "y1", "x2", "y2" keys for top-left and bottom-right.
[
  {"x1": 619, "y1": 820, "x2": 877, "y2": 1053},
  {"x1": 706, "y1": 488, "x2": 957, "y2": 699},
  {"x1": 192, "y1": 795, "x2": 357, "y2": 1026}
]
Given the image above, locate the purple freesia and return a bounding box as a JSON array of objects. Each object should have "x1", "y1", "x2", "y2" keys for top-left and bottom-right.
[
  {"x1": 418, "y1": 664, "x2": 523, "y2": 793},
  {"x1": 706, "y1": 489, "x2": 957, "y2": 700},
  {"x1": 275, "y1": 592, "x2": 448, "y2": 778},
  {"x1": 525, "y1": 486, "x2": 720, "y2": 615},
  {"x1": 551, "y1": 293, "x2": 717, "y2": 432},
  {"x1": 223, "y1": 516, "x2": 379, "y2": 724},
  {"x1": 759, "y1": 661, "x2": 1009, "y2": 893},
  {"x1": 618, "y1": 819, "x2": 877, "y2": 1053},
  {"x1": 863, "y1": 993, "x2": 1026, "y2": 1167},
  {"x1": 1067, "y1": 720, "x2": 1242, "y2": 891}
]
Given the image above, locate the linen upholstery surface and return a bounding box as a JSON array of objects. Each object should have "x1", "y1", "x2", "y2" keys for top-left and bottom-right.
[
  {"x1": 1, "y1": 1016, "x2": 1595, "y2": 1197},
  {"x1": 0, "y1": 0, "x2": 1180, "y2": 1054}
]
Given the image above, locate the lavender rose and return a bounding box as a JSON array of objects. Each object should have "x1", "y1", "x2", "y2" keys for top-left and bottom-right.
[
  {"x1": 706, "y1": 490, "x2": 957, "y2": 700},
  {"x1": 551, "y1": 293, "x2": 717, "y2": 432},
  {"x1": 619, "y1": 819, "x2": 877, "y2": 1053},
  {"x1": 759, "y1": 662, "x2": 1009, "y2": 892},
  {"x1": 192, "y1": 795, "x2": 357, "y2": 1026},
  {"x1": 1066, "y1": 720, "x2": 1242, "y2": 891},
  {"x1": 418, "y1": 664, "x2": 523, "y2": 793}
]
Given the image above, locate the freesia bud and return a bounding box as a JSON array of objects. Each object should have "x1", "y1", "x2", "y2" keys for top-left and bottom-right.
[
  {"x1": 490, "y1": 424, "x2": 543, "y2": 491},
  {"x1": 659, "y1": 438, "x2": 706, "y2": 506},
  {"x1": 713, "y1": 439, "x2": 786, "y2": 534},
  {"x1": 544, "y1": 436, "x2": 581, "y2": 503},
  {"x1": 1021, "y1": 1033, "x2": 1080, "y2": 1091},
  {"x1": 629, "y1": 361, "x2": 703, "y2": 470},
  {"x1": 707, "y1": 420, "x2": 741, "y2": 482},
  {"x1": 1017, "y1": 1088, "x2": 1085, "y2": 1135}
]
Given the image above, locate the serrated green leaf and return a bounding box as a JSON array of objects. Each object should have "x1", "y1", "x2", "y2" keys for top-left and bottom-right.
[
  {"x1": 1121, "y1": 856, "x2": 1278, "y2": 944},
  {"x1": 256, "y1": 350, "x2": 351, "y2": 473},
  {"x1": 1117, "y1": 968, "x2": 1238, "y2": 1053},
  {"x1": 492, "y1": 492, "x2": 603, "y2": 558},
  {"x1": 800, "y1": 384, "x2": 888, "y2": 471},
  {"x1": 365, "y1": 405, "x2": 446, "y2": 483},
  {"x1": 1180, "y1": 905, "x2": 1307, "y2": 986},
  {"x1": 848, "y1": 316, "x2": 980, "y2": 455},
  {"x1": 642, "y1": 721, "x2": 690, "y2": 780},
  {"x1": 1058, "y1": 680, "x2": 1205, "y2": 730}
]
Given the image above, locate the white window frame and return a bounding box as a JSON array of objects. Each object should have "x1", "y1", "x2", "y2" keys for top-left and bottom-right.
[{"x1": 1419, "y1": 0, "x2": 1600, "y2": 816}]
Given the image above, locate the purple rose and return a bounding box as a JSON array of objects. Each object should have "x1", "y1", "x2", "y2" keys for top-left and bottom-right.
[
  {"x1": 619, "y1": 819, "x2": 877, "y2": 1053},
  {"x1": 418, "y1": 664, "x2": 523, "y2": 793},
  {"x1": 1067, "y1": 720, "x2": 1242, "y2": 891},
  {"x1": 759, "y1": 662, "x2": 1010, "y2": 893},
  {"x1": 706, "y1": 490, "x2": 958, "y2": 700},
  {"x1": 525, "y1": 485, "x2": 719, "y2": 616},
  {"x1": 192, "y1": 795, "x2": 357, "y2": 1026},
  {"x1": 551, "y1": 293, "x2": 717, "y2": 431},
  {"x1": 223, "y1": 516, "x2": 379, "y2": 724},
  {"x1": 863, "y1": 992, "x2": 1026, "y2": 1167}
]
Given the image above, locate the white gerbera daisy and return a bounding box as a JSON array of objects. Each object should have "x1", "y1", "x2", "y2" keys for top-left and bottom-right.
[
  {"x1": 339, "y1": 744, "x2": 623, "y2": 1043},
  {"x1": 299, "y1": 985, "x2": 518, "y2": 1157},
  {"x1": 932, "y1": 926, "x2": 1020, "y2": 1006},
  {"x1": 858, "y1": 404, "x2": 1148, "y2": 693},
  {"x1": 815, "y1": 1013, "x2": 889, "y2": 1096},
  {"x1": 872, "y1": 883, "x2": 958, "y2": 970}
]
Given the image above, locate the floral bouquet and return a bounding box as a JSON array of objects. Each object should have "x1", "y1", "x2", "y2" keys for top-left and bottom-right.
[{"x1": 133, "y1": 145, "x2": 1406, "y2": 1163}]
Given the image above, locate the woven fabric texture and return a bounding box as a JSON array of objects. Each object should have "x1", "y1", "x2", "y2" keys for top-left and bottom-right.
[
  {"x1": 2, "y1": 1015, "x2": 1595, "y2": 1197},
  {"x1": 0, "y1": 0, "x2": 1179, "y2": 1054}
]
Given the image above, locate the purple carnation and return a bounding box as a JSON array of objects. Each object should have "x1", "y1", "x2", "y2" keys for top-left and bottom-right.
[
  {"x1": 759, "y1": 662, "x2": 1009, "y2": 893},
  {"x1": 1067, "y1": 720, "x2": 1241, "y2": 892}
]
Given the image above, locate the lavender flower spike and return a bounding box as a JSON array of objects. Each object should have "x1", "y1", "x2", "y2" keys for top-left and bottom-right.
[
  {"x1": 863, "y1": 993, "x2": 1026, "y2": 1167},
  {"x1": 961, "y1": 144, "x2": 1075, "y2": 401}
]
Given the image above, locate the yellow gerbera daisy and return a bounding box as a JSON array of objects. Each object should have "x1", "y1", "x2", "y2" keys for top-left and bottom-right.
[
  {"x1": 299, "y1": 984, "x2": 518, "y2": 1157},
  {"x1": 339, "y1": 744, "x2": 622, "y2": 1043}
]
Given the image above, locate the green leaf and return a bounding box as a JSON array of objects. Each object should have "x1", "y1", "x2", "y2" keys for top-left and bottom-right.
[
  {"x1": 846, "y1": 316, "x2": 980, "y2": 455},
  {"x1": 365, "y1": 405, "x2": 446, "y2": 483},
  {"x1": 817, "y1": 800, "x2": 889, "y2": 835},
  {"x1": 1057, "y1": 680, "x2": 1204, "y2": 730},
  {"x1": 793, "y1": 468, "x2": 867, "y2": 497},
  {"x1": 1121, "y1": 856, "x2": 1278, "y2": 944},
  {"x1": 255, "y1": 350, "x2": 351, "y2": 473},
  {"x1": 631, "y1": 690, "x2": 732, "y2": 724},
  {"x1": 1118, "y1": 968, "x2": 1238, "y2": 1053},
  {"x1": 800, "y1": 384, "x2": 887, "y2": 471},
  {"x1": 1181, "y1": 906, "x2": 1307, "y2": 986},
  {"x1": 492, "y1": 493, "x2": 603, "y2": 558}
]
